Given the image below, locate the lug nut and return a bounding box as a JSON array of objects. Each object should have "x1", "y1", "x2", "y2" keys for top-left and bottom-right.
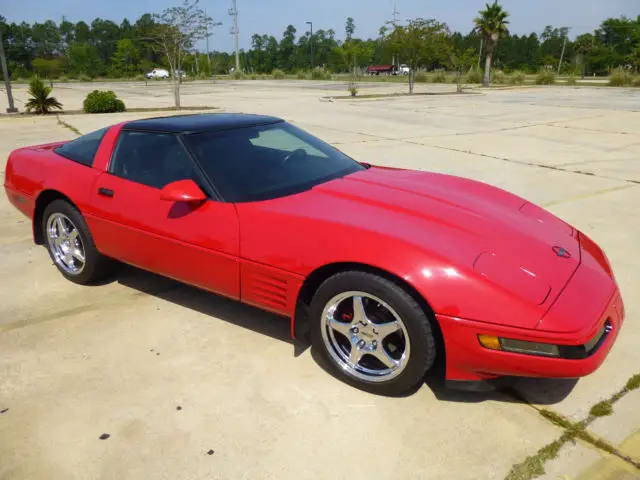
[
  {"x1": 358, "y1": 340, "x2": 366, "y2": 348},
  {"x1": 351, "y1": 327, "x2": 359, "y2": 334}
]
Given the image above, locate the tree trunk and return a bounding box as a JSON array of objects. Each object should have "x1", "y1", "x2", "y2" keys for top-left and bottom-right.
[
  {"x1": 483, "y1": 51, "x2": 492, "y2": 87},
  {"x1": 409, "y1": 70, "x2": 415, "y2": 94},
  {"x1": 173, "y1": 81, "x2": 181, "y2": 109}
]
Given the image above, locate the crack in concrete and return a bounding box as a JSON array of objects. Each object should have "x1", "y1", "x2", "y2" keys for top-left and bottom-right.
[
  {"x1": 56, "y1": 115, "x2": 82, "y2": 136},
  {"x1": 399, "y1": 139, "x2": 640, "y2": 185},
  {"x1": 541, "y1": 184, "x2": 638, "y2": 208},
  {"x1": 505, "y1": 374, "x2": 640, "y2": 479}
]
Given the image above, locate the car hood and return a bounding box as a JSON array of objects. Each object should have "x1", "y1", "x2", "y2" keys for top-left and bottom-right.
[{"x1": 310, "y1": 166, "x2": 580, "y2": 324}]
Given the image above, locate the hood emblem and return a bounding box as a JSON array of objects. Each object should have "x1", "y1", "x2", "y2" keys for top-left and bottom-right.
[{"x1": 553, "y1": 246, "x2": 571, "y2": 259}]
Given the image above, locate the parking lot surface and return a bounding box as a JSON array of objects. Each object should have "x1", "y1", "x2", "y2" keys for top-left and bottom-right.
[{"x1": 1, "y1": 81, "x2": 639, "y2": 479}]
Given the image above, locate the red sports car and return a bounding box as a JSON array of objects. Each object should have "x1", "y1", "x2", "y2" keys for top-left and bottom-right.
[{"x1": 4, "y1": 114, "x2": 624, "y2": 395}]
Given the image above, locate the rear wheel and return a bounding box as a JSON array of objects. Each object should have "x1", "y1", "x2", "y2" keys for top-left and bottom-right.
[
  {"x1": 310, "y1": 271, "x2": 436, "y2": 396},
  {"x1": 42, "y1": 200, "x2": 113, "y2": 284}
]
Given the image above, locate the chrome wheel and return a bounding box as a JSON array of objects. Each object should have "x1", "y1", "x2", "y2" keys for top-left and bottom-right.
[
  {"x1": 46, "y1": 213, "x2": 86, "y2": 275},
  {"x1": 320, "y1": 291, "x2": 411, "y2": 382}
]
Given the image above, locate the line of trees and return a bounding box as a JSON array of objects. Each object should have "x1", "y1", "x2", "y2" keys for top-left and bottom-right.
[{"x1": 1, "y1": 5, "x2": 639, "y2": 81}]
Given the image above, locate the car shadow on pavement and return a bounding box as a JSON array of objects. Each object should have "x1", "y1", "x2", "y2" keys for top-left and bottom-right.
[
  {"x1": 111, "y1": 264, "x2": 309, "y2": 357},
  {"x1": 424, "y1": 360, "x2": 579, "y2": 405},
  {"x1": 106, "y1": 264, "x2": 578, "y2": 403}
]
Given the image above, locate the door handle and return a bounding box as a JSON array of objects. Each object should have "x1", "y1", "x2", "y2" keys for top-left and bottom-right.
[{"x1": 98, "y1": 187, "x2": 114, "y2": 198}]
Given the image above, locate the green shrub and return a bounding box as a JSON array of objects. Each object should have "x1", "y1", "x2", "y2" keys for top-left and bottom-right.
[
  {"x1": 536, "y1": 69, "x2": 556, "y2": 85},
  {"x1": 58, "y1": 76, "x2": 70, "y2": 83},
  {"x1": 83, "y1": 90, "x2": 126, "y2": 113},
  {"x1": 566, "y1": 73, "x2": 577, "y2": 85},
  {"x1": 272, "y1": 69, "x2": 285, "y2": 80},
  {"x1": 296, "y1": 71, "x2": 306, "y2": 79},
  {"x1": 311, "y1": 68, "x2": 329, "y2": 80},
  {"x1": 11, "y1": 65, "x2": 30, "y2": 80},
  {"x1": 134, "y1": 74, "x2": 146, "y2": 81},
  {"x1": 78, "y1": 73, "x2": 92, "y2": 82},
  {"x1": 492, "y1": 70, "x2": 506, "y2": 84},
  {"x1": 509, "y1": 70, "x2": 526, "y2": 85},
  {"x1": 233, "y1": 71, "x2": 245, "y2": 80},
  {"x1": 633, "y1": 76, "x2": 640, "y2": 87},
  {"x1": 431, "y1": 72, "x2": 447, "y2": 83},
  {"x1": 465, "y1": 68, "x2": 483, "y2": 83},
  {"x1": 250, "y1": 74, "x2": 257, "y2": 80},
  {"x1": 414, "y1": 72, "x2": 428, "y2": 83},
  {"x1": 24, "y1": 76, "x2": 63, "y2": 114},
  {"x1": 349, "y1": 86, "x2": 358, "y2": 97},
  {"x1": 609, "y1": 68, "x2": 632, "y2": 86}
]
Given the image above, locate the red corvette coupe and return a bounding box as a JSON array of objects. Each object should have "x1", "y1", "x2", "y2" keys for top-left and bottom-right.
[{"x1": 4, "y1": 114, "x2": 624, "y2": 395}]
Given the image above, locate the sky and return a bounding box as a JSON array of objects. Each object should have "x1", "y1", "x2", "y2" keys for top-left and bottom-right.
[{"x1": 2, "y1": 0, "x2": 639, "y2": 52}]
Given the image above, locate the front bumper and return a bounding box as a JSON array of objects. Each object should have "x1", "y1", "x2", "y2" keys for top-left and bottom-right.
[{"x1": 437, "y1": 288, "x2": 624, "y2": 383}]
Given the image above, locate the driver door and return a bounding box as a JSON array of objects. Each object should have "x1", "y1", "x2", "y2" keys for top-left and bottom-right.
[{"x1": 88, "y1": 130, "x2": 240, "y2": 299}]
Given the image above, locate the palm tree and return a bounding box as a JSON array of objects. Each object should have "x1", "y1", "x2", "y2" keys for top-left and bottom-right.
[
  {"x1": 474, "y1": 1, "x2": 509, "y2": 87},
  {"x1": 24, "y1": 76, "x2": 63, "y2": 114}
]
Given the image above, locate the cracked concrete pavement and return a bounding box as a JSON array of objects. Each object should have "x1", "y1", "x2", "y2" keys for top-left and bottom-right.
[{"x1": 0, "y1": 81, "x2": 639, "y2": 479}]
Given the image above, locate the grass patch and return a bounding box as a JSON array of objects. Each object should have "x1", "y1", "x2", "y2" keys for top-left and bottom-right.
[
  {"x1": 609, "y1": 68, "x2": 633, "y2": 86},
  {"x1": 539, "y1": 409, "x2": 574, "y2": 429},
  {"x1": 56, "y1": 115, "x2": 82, "y2": 136},
  {"x1": 466, "y1": 68, "x2": 483, "y2": 84},
  {"x1": 505, "y1": 433, "x2": 571, "y2": 480},
  {"x1": 536, "y1": 70, "x2": 556, "y2": 85},
  {"x1": 589, "y1": 400, "x2": 613, "y2": 417},
  {"x1": 626, "y1": 374, "x2": 640, "y2": 390},
  {"x1": 414, "y1": 72, "x2": 428, "y2": 83},
  {"x1": 508, "y1": 372, "x2": 640, "y2": 479},
  {"x1": 431, "y1": 72, "x2": 448, "y2": 83}
]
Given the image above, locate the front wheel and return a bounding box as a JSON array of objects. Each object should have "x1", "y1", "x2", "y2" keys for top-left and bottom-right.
[{"x1": 310, "y1": 271, "x2": 436, "y2": 396}]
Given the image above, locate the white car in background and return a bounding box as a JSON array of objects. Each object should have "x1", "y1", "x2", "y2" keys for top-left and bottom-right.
[{"x1": 145, "y1": 68, "x2": 170, "y2": 79}]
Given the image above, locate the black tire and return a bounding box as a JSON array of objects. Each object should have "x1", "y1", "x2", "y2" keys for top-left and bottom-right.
[
  {"x1": 42, "y1": 199, "x2": 114, "y2": 285},
  {"x1": 310, "y1": 271, "x2": 436, "y2": 396}
]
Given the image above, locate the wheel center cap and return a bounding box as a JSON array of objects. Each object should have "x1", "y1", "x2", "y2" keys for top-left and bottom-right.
[{"x1": 355, "y1": 323, "x2": 379, "y2": 344}]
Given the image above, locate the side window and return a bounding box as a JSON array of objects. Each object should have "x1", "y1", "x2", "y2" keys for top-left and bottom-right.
[
  {"x1": 110, "y1": 131, "x2": 197, "y2": 189},
  {"x1": 54, "y1": 127, "x2": 109, "y2": 166}
]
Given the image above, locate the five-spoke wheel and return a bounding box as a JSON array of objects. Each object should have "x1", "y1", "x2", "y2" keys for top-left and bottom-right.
[
  {"x1": 46, "y1": 213, "x2": 86, "y2": 275},
  {"x1": 321, "y1": 291, "x2": 410, "y2": 382},
  {"x1": 310, "y1": 271, "x2": 437, "y2": 395},
  {"x1": 42, "y1": 199, "x2": 113, "y2": 284}
]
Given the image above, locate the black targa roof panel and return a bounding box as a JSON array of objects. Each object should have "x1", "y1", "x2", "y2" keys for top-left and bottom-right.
[{"x1": 123, "y1": 113, "x2": 284, "y2": 134}]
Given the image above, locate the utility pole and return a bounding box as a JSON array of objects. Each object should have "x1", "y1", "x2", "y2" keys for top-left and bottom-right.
[
  {"x1": 205, "y1": 8, "x2": 211, "y2": 65},
  {"x1": 229, "y1": 0, "x2": 240, "y2": 72},
  {"x1": 306, "y1": 21, "x2": 313, "y2": 69},
  {"x1": 392, "y1": 0, "x2": 399, "y2": 68},
  {"x1": 392, "y1": 0, "x2": 399, "y2": 25},
  {"x1": 557, "y1": 27, "x2": 570, "y2": 76},
  {"x1": 0, "y1": 26, "x2": 18, "y2": 113}
]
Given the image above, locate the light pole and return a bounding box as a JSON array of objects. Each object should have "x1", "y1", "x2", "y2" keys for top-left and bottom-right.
[{"x1": 306, "y1": 21, "x2": 314, "y2": 69}]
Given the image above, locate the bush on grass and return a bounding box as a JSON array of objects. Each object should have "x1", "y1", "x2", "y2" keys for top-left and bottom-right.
[{"x1": 83, "y1": 90, "x2": 126, "y2": 113}]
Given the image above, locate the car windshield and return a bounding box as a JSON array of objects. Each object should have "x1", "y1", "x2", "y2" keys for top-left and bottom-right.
[{"x1": 184, "y1": 122, "x2": 365, "y2": 202}]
